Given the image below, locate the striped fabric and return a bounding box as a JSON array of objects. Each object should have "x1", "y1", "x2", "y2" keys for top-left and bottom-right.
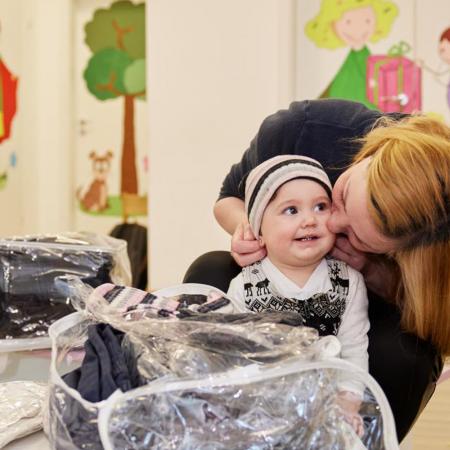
[{"x1": 245, "y1": 155, "x2": 332, "y2": 237}]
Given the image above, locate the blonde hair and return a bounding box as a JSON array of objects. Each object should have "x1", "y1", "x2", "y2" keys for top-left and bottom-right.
[
  {"x1": 355, "y1": 116, "x2": 450, "y2": 355},
  {"x1": 305, "y1": 0, "x2": 398, "y2": 49}
]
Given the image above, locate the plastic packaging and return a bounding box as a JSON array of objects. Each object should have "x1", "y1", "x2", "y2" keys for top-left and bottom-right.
[
  {"x1": 99, "y1": 359, "x2": 397, "y2": 450},
  {"x1": 0, "y1": 232, "x2": 131, "y2": 351},
  {"x1": 46, "y1": 283, "x2": 400, "y2": 450},
  {"x1": 0, "y1": 380, "x2": 48, "y2": 447}
]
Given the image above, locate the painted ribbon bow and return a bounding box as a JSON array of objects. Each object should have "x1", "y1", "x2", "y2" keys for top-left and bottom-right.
[{"x1": 387, "y1": 40, "x2": 411, "y2": 57}]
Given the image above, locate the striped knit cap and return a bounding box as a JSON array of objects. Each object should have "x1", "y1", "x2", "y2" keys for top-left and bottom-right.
[{"x1": 245, "y1": 155, "x2": 332, "y2": 237}]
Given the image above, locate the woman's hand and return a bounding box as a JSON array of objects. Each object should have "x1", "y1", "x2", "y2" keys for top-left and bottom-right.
[
  {"x1": 231, "y1": 220, "x2": 267, "y2": 267},
  {"x1": 329, "y1": 236, "x2": 368, "y2": 272},
  {"x1": 330, "y1": 236, "x2": 397, "y2": 299}
]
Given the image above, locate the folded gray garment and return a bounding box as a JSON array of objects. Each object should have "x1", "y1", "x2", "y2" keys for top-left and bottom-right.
[{"x1": 0, "y1": 381, "x2": 48, "y2": 448}]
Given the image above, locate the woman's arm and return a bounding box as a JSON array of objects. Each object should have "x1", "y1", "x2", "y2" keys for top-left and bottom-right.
[{"x1": 213, "y1": 197, "x2": 247, "y2": 235}]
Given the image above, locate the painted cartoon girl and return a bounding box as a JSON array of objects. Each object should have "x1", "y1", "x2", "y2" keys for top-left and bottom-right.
[{"x1": 305, "y1": 0, "x2": 398, "y2": 109}]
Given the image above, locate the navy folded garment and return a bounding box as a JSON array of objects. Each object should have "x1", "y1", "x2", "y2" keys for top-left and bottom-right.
[
  {"x1": 63, "y1": 324, "x2": 133, "y2": 403},
  {"x1": 0, "y1": 242, "x2": 114, "y2": 339}
]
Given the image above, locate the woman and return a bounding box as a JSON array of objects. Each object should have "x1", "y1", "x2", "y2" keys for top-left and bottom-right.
[{"x1": 184, "y1": 99, "x2": 448, "y2": 441}]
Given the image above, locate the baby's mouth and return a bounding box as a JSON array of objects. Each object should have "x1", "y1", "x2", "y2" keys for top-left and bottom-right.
[{"x1": 295, "y1": 235, "x2": 319, "y2": 242}]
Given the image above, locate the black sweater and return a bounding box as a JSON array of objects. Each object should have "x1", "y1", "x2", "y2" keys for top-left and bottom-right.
[{"x1": 218, "y1": 99, "x2": 403, "y2": 200}]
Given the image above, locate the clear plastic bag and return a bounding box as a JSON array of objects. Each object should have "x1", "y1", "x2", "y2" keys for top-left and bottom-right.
[
  {"x1": 98, "y1": 360, "x2": 398, "y2": 450},
  {"x1": 47, "y1": 282, "x2": 400, "y2": 450},
  {"x1": 0, "y1": 232, "x2": 131, "y2": 351},
  {"x1": 0, "y1": 380, "x2": 48, "y2": 447}
]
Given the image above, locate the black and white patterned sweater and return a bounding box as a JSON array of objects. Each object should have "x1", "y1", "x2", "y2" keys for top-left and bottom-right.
[{"x1": 227, "y1": 256, "x2": 370, "y2": 395}]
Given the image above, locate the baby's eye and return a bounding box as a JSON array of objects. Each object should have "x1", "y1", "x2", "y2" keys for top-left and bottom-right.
[
  {"x1": 283, "y1": 206, "x2": 298, "y2": 215},
  {"x1": 314, "y1": 202, "x2": 329, "y2": 212}
]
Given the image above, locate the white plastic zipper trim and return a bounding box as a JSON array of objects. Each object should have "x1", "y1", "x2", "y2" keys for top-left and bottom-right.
[
  {"x1": 0, "y1": 239, "x2": 116, "y2": 253},
  {"x1": 97, "y1": 356, "x2": 399, "y2": 450}
]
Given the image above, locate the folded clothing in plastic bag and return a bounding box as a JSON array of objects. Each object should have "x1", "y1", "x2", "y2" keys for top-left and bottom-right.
[
  {"x1": 0, "y1": 381, "x2": 48, "y2": 448},
  {"x1": 99, "y1": 361, "x2": 386, "y2": 450},
  {"x1": 61, "y1": 310, "x2": 312, "y2": 404},
  {"x1": 47, "y1": 283, "x2": 400, "y2": 450},
  {"x1": 0, "y1": 232, "x2": 131, "y2": 350},
  {"x1": 62, "y1": 324, "x2": 132, "y2": 403}
]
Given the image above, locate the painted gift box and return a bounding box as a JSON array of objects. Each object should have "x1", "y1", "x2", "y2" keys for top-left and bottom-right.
[{"x1": 367, "y1": 41, "x2": 421, "y2": 113}]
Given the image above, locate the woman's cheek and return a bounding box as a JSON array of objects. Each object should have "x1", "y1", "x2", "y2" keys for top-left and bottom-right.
[{"x1": 326, "y1": 212, "x2": 339, "y2": 234}]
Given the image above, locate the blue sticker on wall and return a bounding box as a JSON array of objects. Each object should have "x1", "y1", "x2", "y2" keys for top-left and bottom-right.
[{"x1": 9, "y1": 152, "x2": 16, "y2": 168}]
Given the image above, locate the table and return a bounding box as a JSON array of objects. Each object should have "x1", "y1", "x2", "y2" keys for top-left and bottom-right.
[{"x1": 4, "y1": 431, "x2": 49, "y2": 450}]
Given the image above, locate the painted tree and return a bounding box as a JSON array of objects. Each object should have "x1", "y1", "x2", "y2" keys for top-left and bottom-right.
[{"x1": 84, "y1": 0, "x2": 145, "y2": 195}]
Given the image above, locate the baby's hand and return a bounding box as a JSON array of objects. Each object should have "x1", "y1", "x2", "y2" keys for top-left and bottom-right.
[{"x1": 337, "y1": 390, "x2": 364, "y2": 438}]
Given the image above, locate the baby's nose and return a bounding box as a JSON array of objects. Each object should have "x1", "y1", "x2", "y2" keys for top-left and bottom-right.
[{"x1": 300, "y1": 213, "x2": 317, "y2": 227}]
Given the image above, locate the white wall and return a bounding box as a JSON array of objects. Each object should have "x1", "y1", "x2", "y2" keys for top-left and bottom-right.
[
  {"x1": 19, "y1": 0, "x2": 74, "y2": 234},
  {"x1": 0, "y1": 0, "x2": 73, "y2": 237},
  {"x1": 147, "y1": 0, "x2": 296, "y2": 288}
]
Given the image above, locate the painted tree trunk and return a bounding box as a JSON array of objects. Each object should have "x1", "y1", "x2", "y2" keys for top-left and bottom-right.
[{"x1": 121, "y1": 94, "x2": 138, "y2": 194}]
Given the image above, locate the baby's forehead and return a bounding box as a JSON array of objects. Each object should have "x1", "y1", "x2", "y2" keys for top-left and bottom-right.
[{"x1": 274, "y1": 178, "x2": 331, "y2": 198}]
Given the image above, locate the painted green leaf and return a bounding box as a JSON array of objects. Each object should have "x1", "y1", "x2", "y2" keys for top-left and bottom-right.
[
  {"x1": 84, "y1": 48, "x2": 132, "y2": 100},
  {"x1": 123, "y1": 58, "x2": 146, "y2": 97},
  {"x1": 85, "y1": 0, "x2": 145, "y2": 61},
  {"x1": 0, "y1": 172, "x2": 7, "y2": 190}
]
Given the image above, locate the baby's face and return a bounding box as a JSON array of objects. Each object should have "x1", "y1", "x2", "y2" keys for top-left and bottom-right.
[
  {"x1": 439, "y1": 38, "x2": 450, "y2": 65},
  {"x1": 260, "y1": 179, "x2": 336, "y2": 269}
]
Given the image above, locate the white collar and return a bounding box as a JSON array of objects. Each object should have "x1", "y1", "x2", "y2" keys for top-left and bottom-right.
[{"x1": 261, "y1": 257, "x2": 332, "y2": 299}]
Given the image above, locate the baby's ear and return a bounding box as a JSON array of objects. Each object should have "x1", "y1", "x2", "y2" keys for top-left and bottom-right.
[{"x1": 258, "y1": 235, "x2": 265, "y2": 247}]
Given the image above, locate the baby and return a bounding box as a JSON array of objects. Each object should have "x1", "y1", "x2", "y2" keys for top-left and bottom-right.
[{"x1": 228, "y1": 155, "x2": 369, "y2": 436}]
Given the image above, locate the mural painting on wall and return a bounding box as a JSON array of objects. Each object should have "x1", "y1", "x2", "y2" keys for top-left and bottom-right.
[
  {"x1": 421, "y1": 27, "x2": 450, "y2": 112},
  {"x1": 78, "y1": 150, "x2": 113, "y2": 212},
  {"x1": 438, "y1": 28, "x2": 450, "y2": 111},
  {"x1": 77, "y1": 0, "x2": 146, "y2": 218},
  {"x1": 304, "y1": 0, "x2": 423, "y2": 114},
  {"x1": 0, "y1": 25, "x2": 18, "y2": 190}
]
